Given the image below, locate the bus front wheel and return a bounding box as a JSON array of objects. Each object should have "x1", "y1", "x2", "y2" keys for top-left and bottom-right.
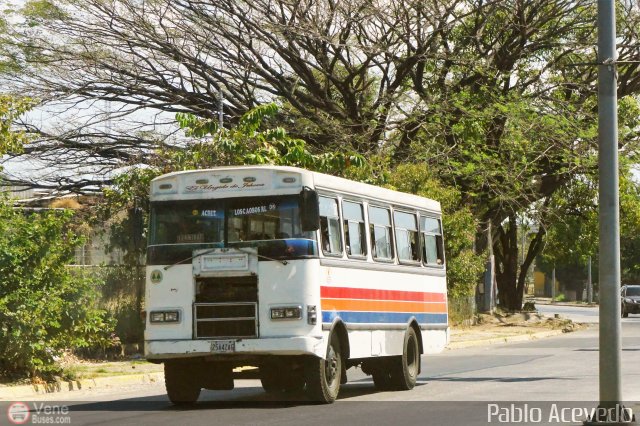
[
  {"x1": 164, "y1": 361, "x2": 201, "y2": 405},
  {"x1": 305, "y1": 333, "x2": 341, "y2": 403}
]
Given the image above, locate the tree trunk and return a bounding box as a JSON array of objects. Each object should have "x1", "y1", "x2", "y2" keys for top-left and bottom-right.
[
  {"x1": 515, "y1": 225, "x2": 546, "y2": 307},
  {"x1": 494, "y1": 215, "x2": 520, "y2": 310},
  {"x1": 491, "y1": 215, "x2": 547, "y2": 311}
]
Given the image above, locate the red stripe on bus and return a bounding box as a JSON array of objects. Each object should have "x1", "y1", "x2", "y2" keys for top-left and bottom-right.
[
  {"x1": 320, "y1": 286, "x2": 446, "y2": 303},
  {"x1": 321, "y1": 298, "x2": 448, "y2": 314}
]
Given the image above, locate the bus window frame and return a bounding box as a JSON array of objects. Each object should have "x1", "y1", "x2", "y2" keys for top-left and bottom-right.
[
  {"x1": 342, "y1": 199, "x2": 368, "y2": 260},
  {"x1": 393, "y1": 209, "x2": 421, "y2": 266},
  {"x1": 368, "y1": 204, "x2": 395, "y2": 263},
  {"x1": 318, "y1": 195, "x2": 344, "y2": 258},
  {"x1": 420, "y1": 214, "x2": 445, "y2": 268}
]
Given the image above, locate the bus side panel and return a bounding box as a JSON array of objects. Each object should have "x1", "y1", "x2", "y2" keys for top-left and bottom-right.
[
  {"x1": 373, "y1": 329, "x2": 405, "y2": 357},
  {"x1": 348, "y1": 330, "x2": 373, "y2": 358},
  {"x1": 319, "y1": 263, "x2": 448, "y2": 358},
  {"x1": 421, "y1": 329, "x2": 450, "y2": 354}
]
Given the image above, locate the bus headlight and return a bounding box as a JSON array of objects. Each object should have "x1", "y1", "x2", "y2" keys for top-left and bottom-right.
[
  {"x1": 270, "y1": 306, "x2": 302, "y2": 320},
  {"x1": 150, "y1": 310, "x2": 180, "y2": 323}
]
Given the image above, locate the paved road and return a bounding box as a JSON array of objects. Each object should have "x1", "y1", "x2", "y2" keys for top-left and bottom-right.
[
  {"x1": 536, "y1": 303, "x2": 600, "y2": 323},
  {"x1": 9, "y1": 317, "x2": 640, "y2": 426},
  {"x1": 536, "y1": 302, "x2": 640, "y2": 324}
]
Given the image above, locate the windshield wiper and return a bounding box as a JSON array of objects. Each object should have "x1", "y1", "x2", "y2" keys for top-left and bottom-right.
[{"x1": 164, "y1": 247, "x2": 287, "y2": 270}]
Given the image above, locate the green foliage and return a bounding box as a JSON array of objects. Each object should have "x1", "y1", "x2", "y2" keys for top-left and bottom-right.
[
  {"x1": 539, "y1": 162, "x2": 640, "y2": 290},
  {"x1": 0, "y1": 198, "x2": 114, "y2": 379},
  {"x1": 386, "y1": 163, "x2": 485, "y2": 299},
  {"x1": 169, "y1": 103, "x2": 365, "y2": 173},
  {"x1": 21, "y1": 0, "x2": 67, "y2": 25},
  {"x1": 98, "y1": 266, "x2": 144, "y2": 345},
  {"x1": 0, "y1": 95, "x2": 32, "y2": 158},
  {"x1": 100, "y1": 168, "x2": 156, "y2": 265}
]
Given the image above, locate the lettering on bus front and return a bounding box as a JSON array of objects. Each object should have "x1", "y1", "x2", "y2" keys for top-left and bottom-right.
[{"x1": 185, "y1": 182, "x2": 266, "y2": 192}]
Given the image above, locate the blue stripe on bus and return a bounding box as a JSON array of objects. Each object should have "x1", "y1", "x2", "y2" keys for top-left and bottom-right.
[{"x1": 321, "y1": 311, "x2": 448, "y2": 324}]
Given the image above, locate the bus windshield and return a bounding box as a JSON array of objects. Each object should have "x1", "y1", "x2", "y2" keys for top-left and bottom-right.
[{"x1": 147, "y1": 195, "x2": 317, "y2": 264}]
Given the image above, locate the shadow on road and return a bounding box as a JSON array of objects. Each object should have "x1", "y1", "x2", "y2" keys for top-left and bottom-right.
[
  {"x1": 58, "y1": 380, "x2": 420, "y2": 413},
  {"x1": 425, "y1": 376, "x2": 574, "y2": 383}
]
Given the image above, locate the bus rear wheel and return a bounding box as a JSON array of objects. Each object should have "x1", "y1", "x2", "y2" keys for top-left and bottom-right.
[
  {"x1": 390, "y1": 327, "x2": 420, "y2": 390},
  {"x1": 305, "y1": 334, "x2": 341, "y2": 403},
  {"x1": 164, "y1": 361, "x2": 201, "y2": 405}
]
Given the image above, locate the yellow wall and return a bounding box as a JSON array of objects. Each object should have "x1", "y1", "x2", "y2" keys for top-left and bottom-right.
[
  {"x1": 534, "y1": 271, "x2": 545, "y2": 296},
  {"x1": 534, "y1": 271, "x2": 561, "y2": 297}
]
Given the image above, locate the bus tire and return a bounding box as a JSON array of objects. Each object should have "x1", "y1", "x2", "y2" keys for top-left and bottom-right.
[
  {"x1": 305, "y1": 333, "x2": 341, "y2": 403},
  {"x1": 390, "y1": 327, "x2": 420, "y2": 390},
  {"x1": 164, "y1": 361, "x2": 201, "y2": 405}
]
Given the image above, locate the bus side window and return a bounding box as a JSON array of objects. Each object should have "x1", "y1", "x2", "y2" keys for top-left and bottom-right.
[
  {"x1": 368, "y1": 205, "x2": 393, "y2": 261},
  {"x1": 421, "y1": 216, "x2": 444, "y2": 266},
  {"x1": 319, "y1": 196, "x2": 342, "y2": 256},
  {"x1": 394, "y1": 211, "x2": 419, "y2": 263},
  {"x1": 342, "y1": 200, "x2": 366, "y2": 258}
]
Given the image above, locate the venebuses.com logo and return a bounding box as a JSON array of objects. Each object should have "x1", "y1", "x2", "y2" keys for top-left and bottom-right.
[
  {"x1": 6, "y1": 401, "x2": 71, "y2": 424},
  {"x1": 7, "y1": 402, "x2": 30, "y2": 424}
]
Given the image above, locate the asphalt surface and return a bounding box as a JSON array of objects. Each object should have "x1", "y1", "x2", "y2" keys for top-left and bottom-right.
[
  {"x1": 5, "y1": 309, "x2": 640, "y2": 426},
  {"x1": 536, "y1": 303, "x2": 600, "y2": 323}
]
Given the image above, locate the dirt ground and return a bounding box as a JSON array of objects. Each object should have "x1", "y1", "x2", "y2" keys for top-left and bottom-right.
[{"x1": 449, "y1": 311, "x2": 585, "y2": 344}]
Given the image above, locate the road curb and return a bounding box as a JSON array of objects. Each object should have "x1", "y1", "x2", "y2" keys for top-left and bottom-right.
[
  {"x1": 0, "y1": 372, "x2": 165, "y2": 400},
  {"x1": 0, "y1": 365, "x2": 260, "y2": 400},
  {"x1": 534, "y1": 302, "x2": 598, "y2": 308},
  {"x1": 446, "y1": 329, "x2": 567, "y2": 350}
]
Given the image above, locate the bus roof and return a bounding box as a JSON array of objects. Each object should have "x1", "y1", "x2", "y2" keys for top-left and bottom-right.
[{"x1": 150, "y1": 166, "x2": 441, "y2": 212}]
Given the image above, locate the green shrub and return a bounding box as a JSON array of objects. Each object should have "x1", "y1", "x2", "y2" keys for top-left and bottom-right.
[
  {"x1": 0, "y1": 200, "x2": 115, "y2": 379},
  {"x1": 99, "y1": 266, "x2": 144, "y2": 346},
  {"x1": 449, "y1": 296, "x2": 476, "y2": 326}
]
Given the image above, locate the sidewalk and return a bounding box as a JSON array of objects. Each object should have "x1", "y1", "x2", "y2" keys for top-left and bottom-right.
[
  {"x1": 448, "y1": 324, "x2": 575, "y2": 349},
  {"x1": 447, "y1": 311, "x2": 585, "y2": 349},
  {"x1": 0, "y1": 314, "x2": 583, "y2": 400}
]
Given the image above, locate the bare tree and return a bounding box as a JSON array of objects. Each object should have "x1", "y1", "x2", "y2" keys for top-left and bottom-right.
[
  {"x1": 5, "y1": 0, "x2": 640, "y2": 308},
  {"x1": 3, "y1": 0, "x2": 466, "y2": 185}
]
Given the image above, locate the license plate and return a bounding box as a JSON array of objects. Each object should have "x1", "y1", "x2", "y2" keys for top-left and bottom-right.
[{"x1": 210, "y1": 340, "x2": 235, "y2": 353}]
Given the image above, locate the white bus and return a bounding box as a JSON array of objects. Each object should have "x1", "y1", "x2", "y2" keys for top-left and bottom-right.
[{"x1": 144, "y1": 166, "x2": 449, "y2": 404}]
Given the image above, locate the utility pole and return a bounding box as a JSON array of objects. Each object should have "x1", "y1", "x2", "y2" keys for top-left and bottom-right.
[
  {"x1": 585, "y1": 1, "x2": 634, "y2": 424},
  {"x1": 551, "y1": 267, "x2": 556, "y2": 304},
  {"x1": 588, "y1": 256, "x2": 593, "y2": 305}
]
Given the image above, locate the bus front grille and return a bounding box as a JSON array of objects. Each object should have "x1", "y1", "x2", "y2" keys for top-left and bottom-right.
[
  {"x1": 194, "y1": 302, "x2": 258, "y2": 339},
  {"x1": 195, "y1": 276, "x2": 258, "y2": 303}
]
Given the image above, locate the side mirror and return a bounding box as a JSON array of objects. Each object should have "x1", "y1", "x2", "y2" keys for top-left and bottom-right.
[{"x1": 300, "y1": 188, "x2": 320, "y2": 232}]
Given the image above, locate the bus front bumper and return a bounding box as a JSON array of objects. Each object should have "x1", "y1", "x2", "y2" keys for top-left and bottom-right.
[{"x1": 145, "y1": 335, "x2": 326, "y2": 361}]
